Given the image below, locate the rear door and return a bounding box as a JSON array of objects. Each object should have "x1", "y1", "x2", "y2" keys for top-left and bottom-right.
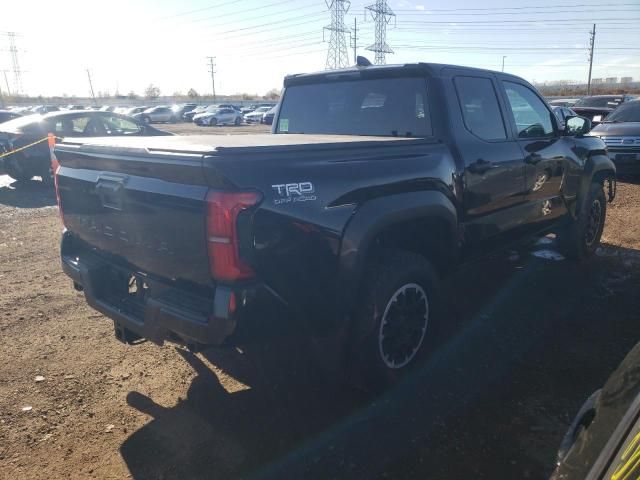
[{"x1": 448, "y1": 72, "x2": 527, "y2": 246}]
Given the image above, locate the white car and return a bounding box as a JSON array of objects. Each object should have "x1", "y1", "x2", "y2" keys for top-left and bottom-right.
[
  {"x1": 193, "y1": 107, "x2": 243, "y2": 126},
  {"x1": 133, "y1": 106, "x2": 178, "y2": 124},
  {"x1": 244, "y1": 106, "x2": 271, "y2": 124}
]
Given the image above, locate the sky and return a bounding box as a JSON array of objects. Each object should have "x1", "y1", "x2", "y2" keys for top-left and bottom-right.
[{"x1": 1, "y1": 0, "x2": 639, "y2": 98}]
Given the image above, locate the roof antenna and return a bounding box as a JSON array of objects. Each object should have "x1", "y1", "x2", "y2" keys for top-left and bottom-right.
[{"x1": 356, "y1": 56, "x2": 372, "y2": 67}]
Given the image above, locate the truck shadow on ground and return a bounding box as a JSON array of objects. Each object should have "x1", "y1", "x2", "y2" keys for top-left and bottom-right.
[
  {"x1": 0, "y1": 177, "x2": 57, "y2": 208},
  {"x1": 121, "y1": 243, "x2": 640, "y2": 480}
]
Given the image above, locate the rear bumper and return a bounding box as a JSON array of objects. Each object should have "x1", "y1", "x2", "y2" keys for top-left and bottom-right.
[{"x1": 60, "y1": 231, "x2": 259, "y2": 347}]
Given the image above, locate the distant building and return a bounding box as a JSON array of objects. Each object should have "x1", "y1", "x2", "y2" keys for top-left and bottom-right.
[
  {"x1": 621, "y1": 77, "x2": 633, "y2": 84},
  {"x1": 592, "y1": 78, "x2": 603, "y2": 85},
  {"x1": 605, "y1": 77, "x2": 618, "y2": 84}
]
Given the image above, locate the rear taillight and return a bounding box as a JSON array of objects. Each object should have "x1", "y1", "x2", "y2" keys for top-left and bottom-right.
[
  {"x1": 48, "y1": 133, "x2": 65, "y2": 226},
  {"x1": 206, "y1": 190, "x2": 261, "y2": 282}
]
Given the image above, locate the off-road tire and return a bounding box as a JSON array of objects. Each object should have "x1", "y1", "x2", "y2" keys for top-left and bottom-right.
[
  {"x1": 349, "y1": 249, "x2": 441, "y2": 391},
  {"x1": 558, "y1": 182, "x2": 607, "y2": 259}
]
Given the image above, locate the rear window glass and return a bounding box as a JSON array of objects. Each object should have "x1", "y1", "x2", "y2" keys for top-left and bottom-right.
[
  {"x1": 454, "y1": 76, "x2": 507, "y2": 141},
  {"x1": 276, "y1": 77, "x2": 431, "y2": 137}
]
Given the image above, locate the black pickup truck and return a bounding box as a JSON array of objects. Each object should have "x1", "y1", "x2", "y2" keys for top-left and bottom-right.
[{"x1": 55, "y1": 63, "x2": 616, "y2": 388}]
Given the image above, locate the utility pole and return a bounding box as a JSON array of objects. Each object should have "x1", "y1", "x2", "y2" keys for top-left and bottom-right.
[
  {"x1": 587, "y1": 24, "x2": 596, "y2": 95},
  {"x1": 86, "y1": 69, "x2": 97, "y2": 105},
  {"x1": 2, "y1": 71, "x2": 10, "y2": 96},
  {"x1": 502, "y1": 56, "x2": 507, "y2": 72},
  {"x1": 207, "y1": 56, "x2": 216, "y2": 103},
  {"x1": 350, "y1": 18, "x2": 359, "y2": 64}
]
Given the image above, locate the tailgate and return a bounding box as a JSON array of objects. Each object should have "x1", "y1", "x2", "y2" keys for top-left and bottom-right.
[{"x1": 55, "y1": 141, "x2": 214, "y2": 286}]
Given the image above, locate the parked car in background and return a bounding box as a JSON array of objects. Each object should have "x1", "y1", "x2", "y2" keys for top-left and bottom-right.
[
  {"x1": 551, "y1": 342, "x2": 640, "y2": 480},
  {"x1": 244, "y1": 106, "x2": 270, "y2": 123},
  {"x1": 572, "y1": 94, "x2": 638, "y2": 125},
  {"x1": 122, "y1": 106, "x2": 148, "y2": 117},
  {"x1": 548, "y1": 98, "x2": 580, "y2": 107},
  {"x1": 263, "y1": 105, "x2": 277, "y2": 125},
  {"x1": 65, "y1": 105, "x2": 85, "y2": 111},
  {"x1": 171, "y1": 103, "x2": 197, "y2": 121},
  {"x1": 32, "y1": 105, "x2": 60, "y2": 114},
  {"x1": 193, "y1": 106, "x2": 243, "y2": 126},
  {"x1": 0, "y1": 110, "x2": 22, "y2": 123},
  {"x1": 132, "y1": 106, "x2": 179, "y2": 124},
  {"x1": 552, "y1": 106, "x2": 577, "y2": 125},
  {"x1": 589, "y1": 100, "x2": 640, "y2": 175},
  {"x1": 99, "y1": 106, "x2": 116, "y2": 112},
  {"x1": 184, "y1": 105, "x2": 207, "y2": 122},
  {"x1": 0, "y1": 111, "x2": 172, "y2": 183}
]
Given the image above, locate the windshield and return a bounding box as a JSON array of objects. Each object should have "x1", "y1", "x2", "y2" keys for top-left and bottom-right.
[
  {"x1": 574, "y1": 96, "x2": 623, "y2": 108},
  {"x1": 276, "y1": 77, "x2": 431, "y2": 137},
  {"x1": 604, "y1": 102, "x2": 640, "y2": 122},
  {"x1": 205, "y1": 105, "x2": 220, "y2": 112}
]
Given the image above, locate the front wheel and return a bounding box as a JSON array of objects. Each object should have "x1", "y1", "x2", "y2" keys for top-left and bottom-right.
[
  {"x1": 209, "y1": 117, "x2": 217, "y2": 126},
  {"x1": 558, "y1": 182, "x2": 607, "y2": 259},
  {"x1": 349, "y1": 250, "x2": 440, "y2": 391},
  {"x1": 234, "y1": 117, "x2": 241, "y2": 126}
]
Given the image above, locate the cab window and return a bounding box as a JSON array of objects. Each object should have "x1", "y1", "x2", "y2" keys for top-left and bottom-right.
[{"x1": 503, "y1": 82, "x2": 555, "y2": 138}]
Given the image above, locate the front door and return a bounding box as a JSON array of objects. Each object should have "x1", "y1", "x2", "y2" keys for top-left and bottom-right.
[{"x1": 500, "y1": 81, "x2": 571, "y2": 228}]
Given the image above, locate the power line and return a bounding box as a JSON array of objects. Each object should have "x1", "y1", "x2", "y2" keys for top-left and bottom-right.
[
  {"x1": 324, "y1": 1, "x2": 351, "y2": 70},
  {"x1": 365, "y1": 0, "x2": 395, "y2": 65}
]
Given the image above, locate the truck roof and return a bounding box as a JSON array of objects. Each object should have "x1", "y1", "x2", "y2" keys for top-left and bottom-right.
[{"x1": 285, "y1": 62, "x2": 523, "y2": 86}]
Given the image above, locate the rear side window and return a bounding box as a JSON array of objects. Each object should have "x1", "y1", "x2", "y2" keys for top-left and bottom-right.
[
  {"x1": 277, "y1": 77, "x2": 431, "y2": 137},
  {"x1": 454, "y1": 76, "x2": 507, "y2": 141}
]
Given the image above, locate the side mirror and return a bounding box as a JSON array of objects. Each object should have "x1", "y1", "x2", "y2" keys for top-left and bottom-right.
[{"x1": 564, "y1": 116, "x2": 591, "y2": 137}]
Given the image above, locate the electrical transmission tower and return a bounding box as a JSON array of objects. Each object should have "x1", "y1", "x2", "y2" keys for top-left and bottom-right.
[
  {"x1": 365, "y1": 0, "x2": 395, "y2": 65},
  {"x1": 7, "y1": 32, "x2": 22, "y2": 95},
  {"x1": 324, "y1": 0, "x2": 351, "y2": 70}
]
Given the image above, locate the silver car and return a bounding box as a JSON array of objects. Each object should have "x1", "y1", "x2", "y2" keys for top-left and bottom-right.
[
  {"x1": 133, "y1": 106, "x2": 179, "y2": 124},
  {"x1": 193, "y1": 107, "x2": 243, "y2": 126}
]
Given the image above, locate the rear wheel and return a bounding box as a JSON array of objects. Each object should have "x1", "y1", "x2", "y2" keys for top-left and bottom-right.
[
  {"x1": 349, "y1": 250, "x2": 440, "y2": 391},
  {"x1": 234, "y1": 116, "x2": 241, "y2": 126},
  {"x1": 143, "y1": 116, "x2": 152, "y2": 124},
  {"x1": 209, "y1": 117, "x2": 217, "y2": 127},
  {"x1": 558, "y1": 182, "x2": 607, "y2": 259}
]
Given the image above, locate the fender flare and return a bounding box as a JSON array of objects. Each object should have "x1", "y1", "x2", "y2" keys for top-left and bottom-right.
[
  {"x1": 575, "y1": 153, "x2": 616, "y2": 216},
  {"x1": 337, "y1": 190, "x2": 458, "y2": 313}
]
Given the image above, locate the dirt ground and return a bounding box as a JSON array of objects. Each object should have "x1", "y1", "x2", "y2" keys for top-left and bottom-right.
[{"x1": 0, "y1": 129, "x2": 639, "y2": 479}]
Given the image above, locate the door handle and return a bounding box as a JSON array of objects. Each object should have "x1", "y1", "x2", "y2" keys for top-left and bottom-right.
[
  {"x1": 525, "y1": 153, "x2": 542, "y2": 165},
  {"x1": 468, "y1": 158, "x2": 494, "y2": 174}
]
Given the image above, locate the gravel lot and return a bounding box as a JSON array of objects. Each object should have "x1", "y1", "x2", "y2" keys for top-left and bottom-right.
[{"x1": 0, "y1": 127, "x2": 639, "y2": 479}]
